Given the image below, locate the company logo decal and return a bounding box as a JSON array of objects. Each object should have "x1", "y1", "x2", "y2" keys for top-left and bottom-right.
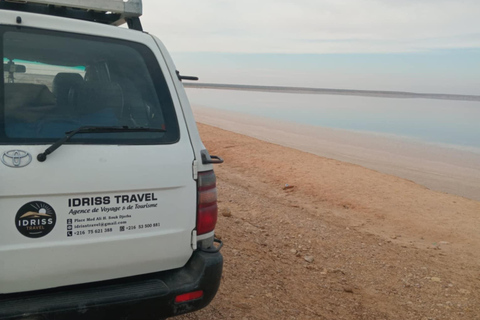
[
  {"x1": 2, "y1": 150, "x2": 32, "y2": 168},
  {"x1": 15, "y1": 201, "x2": 56, "y2": 238}
]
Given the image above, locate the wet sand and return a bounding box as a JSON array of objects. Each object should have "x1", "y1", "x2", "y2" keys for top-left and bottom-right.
[{"x1": 193, "y1": 106, "x2": 480, "y2": 201}]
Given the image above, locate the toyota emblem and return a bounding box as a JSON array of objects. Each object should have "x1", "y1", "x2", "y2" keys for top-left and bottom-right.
[{"x1": 1, "y1": 150, "x2": 32, "y2": 168}]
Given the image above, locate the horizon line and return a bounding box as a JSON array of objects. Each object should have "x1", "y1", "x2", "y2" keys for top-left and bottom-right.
[{"x1": 184, "y1": 83, "x2": 480, "y2": 102}]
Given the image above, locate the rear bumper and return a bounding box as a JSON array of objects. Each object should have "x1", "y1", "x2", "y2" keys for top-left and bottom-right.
[{"x1": 0, "y1": 250, "x2": 223, "y2": 320}]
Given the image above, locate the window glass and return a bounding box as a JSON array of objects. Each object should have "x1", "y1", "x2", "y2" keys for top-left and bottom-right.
[{"x1": 1, "y1": 28, "x2": 179, "y2": 144}]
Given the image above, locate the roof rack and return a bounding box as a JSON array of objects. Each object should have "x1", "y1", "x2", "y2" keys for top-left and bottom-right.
[{"x1": 0, "y1": 0, "x2": 143, "y2": 31}]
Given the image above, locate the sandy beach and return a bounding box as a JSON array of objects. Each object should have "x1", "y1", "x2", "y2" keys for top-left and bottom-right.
[
  {"x1": 193, "y1": 106, "x2": 480, "y2": 201},
  {"x1": 178, "y1": 120, "x2": 480, "y2": 320}
]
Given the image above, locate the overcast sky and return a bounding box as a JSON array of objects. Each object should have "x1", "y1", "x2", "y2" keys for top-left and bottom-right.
[{"x1": 141, "y1": 0, "x2": 480, "y2": 94}]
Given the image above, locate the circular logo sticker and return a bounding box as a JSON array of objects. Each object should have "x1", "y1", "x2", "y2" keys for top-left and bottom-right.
[{"x1": 15, "y1": 201, "x2": 56, "y2": 238}]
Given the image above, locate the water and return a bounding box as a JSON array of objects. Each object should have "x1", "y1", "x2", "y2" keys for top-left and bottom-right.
[{"x1": 186, "y1": 88, "x2": 480, "y2": 149}]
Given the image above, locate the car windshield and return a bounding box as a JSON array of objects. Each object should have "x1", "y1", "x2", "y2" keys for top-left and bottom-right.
[{"x1": 1, "y1": 27, "x2": 179, "y2": 145}]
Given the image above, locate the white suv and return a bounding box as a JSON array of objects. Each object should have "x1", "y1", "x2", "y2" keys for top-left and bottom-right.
[{"x1": 0, "y1": 1, "x2": 223, "y2": 319}]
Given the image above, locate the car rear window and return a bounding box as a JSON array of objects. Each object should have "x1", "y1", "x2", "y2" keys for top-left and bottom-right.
[{"x1": 0, "y1": 26, "x2": 179, "y2": 145}]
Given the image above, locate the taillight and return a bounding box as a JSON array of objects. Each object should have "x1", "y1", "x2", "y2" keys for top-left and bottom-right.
[
  {"x1": 197, "y1": 170, "x2": 218, "y2": 235},
  {"x1": 175, "y1": 290, "x2": 204, "y2": 303}
]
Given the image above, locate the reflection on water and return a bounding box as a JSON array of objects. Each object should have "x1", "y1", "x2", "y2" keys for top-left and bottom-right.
[{"x1": 186, "y1": 88, "x2": 480, "y2": 149}]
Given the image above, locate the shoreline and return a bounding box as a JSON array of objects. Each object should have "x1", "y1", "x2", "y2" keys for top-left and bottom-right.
[{"x1": 193, "y1": 106, "x2": 480, "y2": 201}]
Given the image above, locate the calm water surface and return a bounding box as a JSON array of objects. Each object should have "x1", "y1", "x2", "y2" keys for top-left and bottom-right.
[{"x1": 186, "y1": 89, "x2": 480, "y2": 149}]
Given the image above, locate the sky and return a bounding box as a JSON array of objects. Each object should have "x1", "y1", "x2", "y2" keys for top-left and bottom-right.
[{"x1": 140, "y1": 0, "x2": 480, "y2": 94}]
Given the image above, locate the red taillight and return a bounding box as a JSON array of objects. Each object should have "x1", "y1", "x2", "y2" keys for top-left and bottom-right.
[
  {"x1": 197, "y1": 170, "x2": 218, "y2": 235},
  {"x1": 175, "y1": 290, "x2": 204, "y2": 303}
]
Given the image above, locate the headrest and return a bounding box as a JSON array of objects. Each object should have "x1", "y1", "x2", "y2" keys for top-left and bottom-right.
[
  {"x1": 4, "y1": 84, "x2": 56, "y2": 122},
  {"x1": 52, "y1": 72, "x2": 84, "y2": 97}
]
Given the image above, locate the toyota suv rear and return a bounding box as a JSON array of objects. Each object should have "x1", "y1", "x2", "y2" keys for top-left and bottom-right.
[{"x1": 0, "y1": 1, "x2": 223, "y2": 319}]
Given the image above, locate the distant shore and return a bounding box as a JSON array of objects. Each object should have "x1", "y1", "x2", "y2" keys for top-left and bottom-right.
[{"x1": 184, "y1": 82, "x2": 480, "y2": 102}]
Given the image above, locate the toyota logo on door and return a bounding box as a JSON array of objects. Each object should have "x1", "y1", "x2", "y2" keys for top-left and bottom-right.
[{"x1": 1, "y1": 150, "x2": 32, "y2": 168}]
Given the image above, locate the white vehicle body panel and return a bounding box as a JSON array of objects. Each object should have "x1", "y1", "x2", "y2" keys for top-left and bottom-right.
[{"x1": 0, "y1": 11, "x2": 200, "y2": 293}]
